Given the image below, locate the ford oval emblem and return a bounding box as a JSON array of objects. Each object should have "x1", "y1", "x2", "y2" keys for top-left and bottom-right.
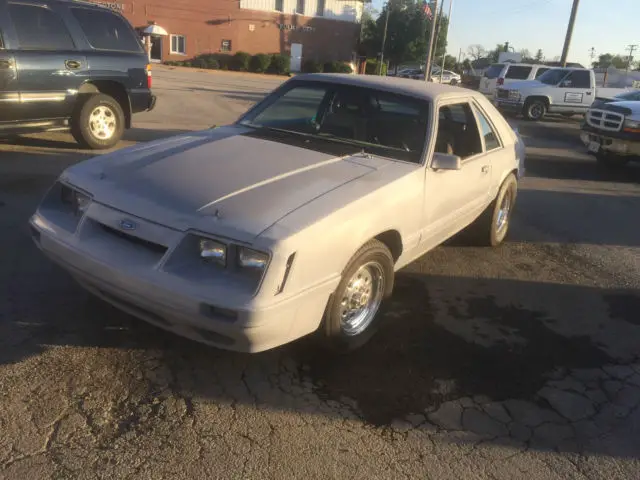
[{"x1": 119, "y1": 219, "x2": 137, "y2": 231}]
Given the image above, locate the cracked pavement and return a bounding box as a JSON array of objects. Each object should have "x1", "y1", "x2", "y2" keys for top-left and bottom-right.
[{"x1": 1, "y1": 68, "x2": 639, "y2": 479}]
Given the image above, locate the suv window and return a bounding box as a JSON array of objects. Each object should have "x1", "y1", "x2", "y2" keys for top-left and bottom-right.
[
  {"x1": 8, "y1": 3, "x2": 75, "y2": 50},
  {"x1": 505, "y1": 65, "x2": 532, "y2": 80},
  {"x1": 535, "y1": 67, "x2": 550, "y2": 78},
  {"x1": 484, "y1": 64, "x2": 505, "y2": 79},
  {"x1": 563, "y1": 70, "x2": 591, "y2": 88},
  {"x1": 473, "y1": 106, "x2": 500, "y2": 151},
  {"x1": 71, "y1": 8, "x2": 141, "y2": 52},
  {"x1": 436, "y1": 103, "x2": 482, "y2": 159}
]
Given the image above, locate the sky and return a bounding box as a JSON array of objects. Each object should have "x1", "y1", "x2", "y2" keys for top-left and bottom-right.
[{"x1": 370, "y1": 0, "x2": 640, "y2": 67}]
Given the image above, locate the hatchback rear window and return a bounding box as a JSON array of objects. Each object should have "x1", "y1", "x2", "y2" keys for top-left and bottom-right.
[
  {"x1": 505, "y1": 65, "x2": 532, "y2": 80},
  {"x1": 484, "y1": 64, "x2": 505, "y2": 79},
  {"x1": 71, "y1": 7, "x2": 142, "y2": 52}
]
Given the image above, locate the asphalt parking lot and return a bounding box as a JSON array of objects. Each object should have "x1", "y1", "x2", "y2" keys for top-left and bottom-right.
[{"x1": 1, "y1": 67, "x2": 639, "y2": 479}]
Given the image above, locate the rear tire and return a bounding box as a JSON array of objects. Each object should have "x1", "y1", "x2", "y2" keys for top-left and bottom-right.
[
  {"x1": 321, "y1": 240, "x2": 394, "y2": 353},
  {"x1": 524, "y1": 99, "x2": 546, "y2": 121},
  {"x1": 450, "y1": 79, "x2": 459, "y2": 86},
  {"x1": 71, "y1": 93, "x2": 124, "y2": 150},
  {"x1": 465, "y1": 174, "x2": 518, "y2": 247}
]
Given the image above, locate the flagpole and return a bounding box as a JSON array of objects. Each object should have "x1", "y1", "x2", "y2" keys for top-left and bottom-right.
[
  {"x1": 424, "y1": 0, "x2": 439, "y2": 82},
  {"x1": 439, "y1": 0, "x2": 453, "y2": 84}
]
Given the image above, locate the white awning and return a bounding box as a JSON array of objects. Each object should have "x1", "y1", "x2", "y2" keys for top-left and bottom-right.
[{"x1": 143, "y1": 24, "x2": 168, "y2": 36}]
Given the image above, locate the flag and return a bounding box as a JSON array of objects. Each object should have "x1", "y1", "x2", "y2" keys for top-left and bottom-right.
[{"x1": 423, "y1": 1, "x2": 433, "y2": 20}]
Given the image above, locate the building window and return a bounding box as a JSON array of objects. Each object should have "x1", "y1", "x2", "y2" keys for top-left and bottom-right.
[
  {"x1": 296, "y1": 0, "x2": 305, "y2": 15},
  {"x1": 275, "y1": 0, "x2": 283, "y2": 12},
  {"x1": 170, "y1": 34, "x2": 186, "y2": 55},
  {"x1": 316, "y1": 0, "x2": 325, "y2": 16},
  {"x1": 221, "y1": 39, "x2": 231, "y2": 52}
]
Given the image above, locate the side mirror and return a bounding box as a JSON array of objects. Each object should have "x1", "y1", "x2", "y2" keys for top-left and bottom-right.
[{"x1": 431, "y1": 152, "x2": 462, "y2": 171}]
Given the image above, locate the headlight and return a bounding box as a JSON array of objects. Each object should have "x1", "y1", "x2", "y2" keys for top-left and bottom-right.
[
  {"x1": 623, "y1": 119, "x2": 640, "y2": 129},
  {"x1": 508, "y1": 90, "x2": 521, "y2": 100},
  {"x1": 60, "y1": 184, "x2": 91, "y2": 217},
  {"x1": 199, "y1": 238, "x2": 226, "y2": 266},
  {"x1": 237, "y1": 247, "x2": 269, "y2": 270}
]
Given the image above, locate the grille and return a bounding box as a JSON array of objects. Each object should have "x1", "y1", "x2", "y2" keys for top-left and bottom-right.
[
  {"x1": 99, "y1": 223, "x2": 168, "y2": 255},
  {"x1": 586, "y1": 109, "x2": 624, "y2": 132}
]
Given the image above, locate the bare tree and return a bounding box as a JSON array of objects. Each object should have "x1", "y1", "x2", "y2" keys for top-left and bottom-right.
[
  {"x1": 520, "y1": 48, "x2": 531, "y2": 59},
  {"x1": 467, "y1": 44, "x2": 486, "y2": 61}
]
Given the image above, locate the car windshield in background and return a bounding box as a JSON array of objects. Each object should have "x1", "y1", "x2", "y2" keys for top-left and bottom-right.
[
  {"x1": 538, "y1": 69, "x2": 571, "y2": 85},
  {"x1": 616, "y1": 90, "x2": 640, "y2": 101},
  {"x1": 71, "y1": 7, "x2": 142, "y2": 52},
  {"x1": 238, "y1": 82, "x2": 430, "y2": 163},
  {"x1": 484, "y1": 64, "x2": 505, "y2": 79}
]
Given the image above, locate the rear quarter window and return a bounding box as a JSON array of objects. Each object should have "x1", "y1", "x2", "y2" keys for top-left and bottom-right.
[
  {"x1": 505, "y1": 66, "x2": 532, "y2": 80},
  {"x1": 71, "y1": 7, "x2": 142, "y2": 52},
  {"x1": 484, "y1": 64, "x2": 505, "y2": 79}
]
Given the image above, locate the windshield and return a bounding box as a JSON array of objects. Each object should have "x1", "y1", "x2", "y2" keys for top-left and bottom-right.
[
  {"x1": 537, "y1": 69, "x2": 570, "y2": 85},
  {"x1": 484, "y1": 64, "x2": 505, "y2": 79},
  {"x1": 238, "y1": 81, "x2": 430, "y2": 163}
]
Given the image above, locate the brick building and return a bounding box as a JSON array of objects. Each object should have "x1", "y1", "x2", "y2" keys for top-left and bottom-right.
[{"x1": 86, "y1": 0, "x2": 363, "y2": 71}]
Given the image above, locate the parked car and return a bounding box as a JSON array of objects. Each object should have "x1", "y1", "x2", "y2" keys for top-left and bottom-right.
[
  {"x1": 494, "y1": 67, "x2": 631, "y2": 121},
  {"x1": 0, "y1": 0, "x2": 155, "y2": 149},
  {"x1": 30, "y1": 74, "x2": 524, "y2": 353},
  {"x1": 431, "y1": 70, "x2": 462, "y2": 85},
  {"x1": 479, "y1": 63, "x2": 551, "y2": 96},
  {"x1": 581, "y1": 98, "x2": 640, "y2": 168}
]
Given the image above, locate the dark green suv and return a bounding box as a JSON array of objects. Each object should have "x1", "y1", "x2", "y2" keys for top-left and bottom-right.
[{"x1": 0, "y1": 0, "x2": 156, "y2": 149}]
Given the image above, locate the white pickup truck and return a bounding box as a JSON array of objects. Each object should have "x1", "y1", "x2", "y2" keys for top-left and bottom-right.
[
  {"x1": 494, "y1": 67, "x2": 632, "y2": 121},
  {"x1": 581, "y1": 99, "x2": 640, "y2": 168}
]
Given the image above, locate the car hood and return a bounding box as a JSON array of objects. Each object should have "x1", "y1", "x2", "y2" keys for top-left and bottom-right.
[{"x1": 62, "y1": 126, "x2": 380, "y2": 242}]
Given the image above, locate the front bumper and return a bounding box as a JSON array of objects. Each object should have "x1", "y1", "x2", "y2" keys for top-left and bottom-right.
[
  {"x1": 580, "y1": 131, "x2": 640, "y2": 157},
  {"x1": 29, "y1": 213, "x2": 336, "y2": 353},
  {"x1": 494, "y1": 99, "x2": 524, "y2": 114}
]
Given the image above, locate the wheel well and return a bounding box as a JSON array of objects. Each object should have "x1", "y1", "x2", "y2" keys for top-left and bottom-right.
[
  {"x1": 79, "y1": 81, "x2": 131, "y2": 128},
  {"x1": 375, "y1": 230, "x2": 403, "y2": 262},
  {"x1": 525, "y1": 96, "x2": 550, "y2": 108}
]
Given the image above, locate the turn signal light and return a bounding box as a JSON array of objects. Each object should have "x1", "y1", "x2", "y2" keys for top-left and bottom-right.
[{"x1": 146, "y1": 64, "x2": 152, "y2": 89}]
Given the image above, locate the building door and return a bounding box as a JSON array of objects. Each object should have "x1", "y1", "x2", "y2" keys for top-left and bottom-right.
[
  {"x1": 150, "y1": 36, "x2": 163, "y2": 63},
  {"x1": 290, "y1": 43, "x2": 302, "y2": 72}
]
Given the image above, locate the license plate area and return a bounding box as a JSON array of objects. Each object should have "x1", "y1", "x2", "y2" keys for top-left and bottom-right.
[{"x1": 588, "y1": 140, "x2": 600, "y2": 153}]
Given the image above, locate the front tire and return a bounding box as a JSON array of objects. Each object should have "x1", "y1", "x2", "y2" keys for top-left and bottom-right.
[
  {"x1": 524, "y1": 99, "x2": 546, "y2": 121},
  {"x1": 466, "y1": 174, "x2": 518, "y2": 247},
  {"x1": 450, "y1": 79, "x2": 459, "y2": 86},
  {"x1": 322, "y1": 240, "x2": 394, "y2": 352},
  {"x1": 71, "y1": 93, "x2": 124, "y2": 150}
]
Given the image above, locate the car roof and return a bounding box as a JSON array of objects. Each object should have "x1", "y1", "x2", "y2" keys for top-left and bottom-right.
[
  {"x1": 55, "y1": 0, "x2": 118, "y2": 10},
  {"x1": 504, "y1": 63, "x2": 545, "y2": 68},
  {"x1": 292, "y1": 74, "x2": 476, "y2": 102}
]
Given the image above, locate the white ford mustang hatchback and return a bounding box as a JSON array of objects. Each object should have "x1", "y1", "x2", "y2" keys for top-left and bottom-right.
[{"x1": 30, "y1": 74, "x2": 525, "y2": 353}]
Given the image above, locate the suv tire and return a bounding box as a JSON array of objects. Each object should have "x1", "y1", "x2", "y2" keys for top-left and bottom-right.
[
  {"x1": 596, "y1": 152, "x2": 629, "y2": 169},
  {"x1": 322, "y1": 240, "x2": 394, "y2": 353},
  {"x1": 71, "y1": 93, "x2": 125, "y2": 150},
  {"x1": 524, "y1": 99, "x2": 546, "y2": 121}
]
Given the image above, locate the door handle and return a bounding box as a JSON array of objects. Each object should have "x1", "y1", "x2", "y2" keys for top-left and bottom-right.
[
  {"x1": 481, "y1": 165, "x2": 490, "y2": 174},
  {"x1": 586, "y1": 91, "x2": 592, "y2": 95},
  {"x1": 65, "y1": 60, "x2": 81, "y2": 70},
  {"x1": 0, "y1": 59, "x2": 14, "y2": 69}
]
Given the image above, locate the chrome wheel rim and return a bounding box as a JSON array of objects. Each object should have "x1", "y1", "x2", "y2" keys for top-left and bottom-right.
[
  {"x1": 530, "y1": 104, "x2": 543, "y2": 119},
  {"x1": 89, "y1": 105, "x2": 117, "y2": 140},
  {"x1": 340, "y1": 262, "x2": 385, "y2": 336},
  {"x1": 496, "y1": 192, "x2": 511, "y2": 232}
]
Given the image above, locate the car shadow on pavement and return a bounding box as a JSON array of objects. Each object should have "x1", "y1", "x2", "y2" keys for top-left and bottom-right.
[
  {"x1": 525, "y1": 151, "x2": 640, "y2": 184},
  {"x1": 1, "y1": 242, "x2": 639, "y2": 457},
  {"x1": 0, "y1": 128, "x2": 194, "y2": 152}
]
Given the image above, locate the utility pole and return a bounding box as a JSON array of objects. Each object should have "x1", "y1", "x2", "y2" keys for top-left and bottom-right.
[
  {"x1": 560, "y1": 0, "x2": 580, "y2": 67},
  {"x1": 378, "y1": 5, "x2": 390, "y2": 75},
  {"x1": 625, "y1": 44, "x2": 638, "y2": 72},
  {"x1": 424, "y1": 0, "x2": 439, "y2": 82},
  {"x1": 439, "y1": 0, "x2": 454, "y2": 84}
]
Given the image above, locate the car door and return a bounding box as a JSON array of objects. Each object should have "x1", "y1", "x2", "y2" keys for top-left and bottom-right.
[
  {"x1": 421, "y1": 100, "x2": 493, "y2": 247},
  {"x1": 0, "y1": 2, "x2": 20, "y2": 122},
  {"x1": 7, "y1": 1, "x2": 88, "y2": 120},
  {"x1": 557, "y1": 70, "x2": 593, "y2": 112}
]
